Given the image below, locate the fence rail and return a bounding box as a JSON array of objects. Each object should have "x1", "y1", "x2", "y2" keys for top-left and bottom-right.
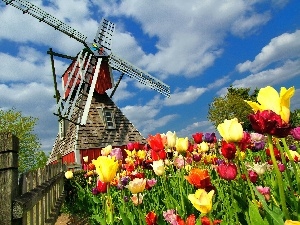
[{"x1": 0, "y1": 133, "x2": 66, "y2": 225}]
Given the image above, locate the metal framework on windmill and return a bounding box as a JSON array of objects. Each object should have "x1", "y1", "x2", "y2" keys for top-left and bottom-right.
[{"x1": 2, "y1": 0, "x2": 171, "y2": 126}]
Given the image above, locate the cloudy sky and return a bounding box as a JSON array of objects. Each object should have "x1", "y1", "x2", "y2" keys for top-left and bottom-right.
[{"x1": 0, "y1": 0, "x2": 299, "y2": 154}]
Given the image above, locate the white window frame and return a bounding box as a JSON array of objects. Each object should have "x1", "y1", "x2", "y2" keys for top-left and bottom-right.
[
  {"x1": 59, "y1": 119, "x2": 65, "y2": 139},
  {"x1": 98, "y1": 107, "x2": 116, "y2": 129}
]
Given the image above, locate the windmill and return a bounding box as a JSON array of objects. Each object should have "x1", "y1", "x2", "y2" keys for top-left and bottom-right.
[{"x1": 2, "y1": 0, "x2": 170, "y2": 126}]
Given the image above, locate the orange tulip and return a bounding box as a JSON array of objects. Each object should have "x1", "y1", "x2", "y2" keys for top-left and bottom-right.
[{"x1": 185, "y1": 168, "x2": 211, "y2": 189}]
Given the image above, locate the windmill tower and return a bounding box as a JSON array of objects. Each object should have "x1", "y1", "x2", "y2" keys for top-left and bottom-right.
[{"x1": 2, "y1": 0, "x2": 170, "y2": 165}]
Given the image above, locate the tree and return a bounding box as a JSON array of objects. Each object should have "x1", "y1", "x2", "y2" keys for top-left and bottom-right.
[
  {"x1": 207, "y1": 86, "x2": 258, "y2": 131},
  {"x1": 0, "y1": 108, "x2": 47, "y2": 173},
  {"x1": 290, "y1": 109, "x2": 300, "y2": 128}
]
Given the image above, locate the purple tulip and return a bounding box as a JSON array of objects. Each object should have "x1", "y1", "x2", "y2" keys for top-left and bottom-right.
[
  {"x1": 120, "y1": 176, "x2": 130, "y2": 186},
  {"x1": 92, "y1": 187, "x2": 99, "y2": 195},
  {"x1": 291, "y1": 127, "x2": 300, "y2": 140},
  {"x1": 204, "y1": 132, "x2": 216, "y2": 143},
  {"x1": 253, "y1": 141, "x2": 265, "y2": 151}
]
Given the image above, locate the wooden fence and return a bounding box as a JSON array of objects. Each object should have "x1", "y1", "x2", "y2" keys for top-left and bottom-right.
[{"x1": 0, "y1": 133, "x2": 66, "y2": 225}]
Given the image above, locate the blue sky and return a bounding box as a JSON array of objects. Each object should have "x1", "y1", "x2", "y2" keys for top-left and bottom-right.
[{"x1": 0, "y1": 0, "x2": 299, "y2": 153}]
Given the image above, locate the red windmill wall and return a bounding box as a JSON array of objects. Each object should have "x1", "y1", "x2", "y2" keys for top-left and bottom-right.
[{"x1": 62, "y1": 57, "x2": 113, "y2": 98}]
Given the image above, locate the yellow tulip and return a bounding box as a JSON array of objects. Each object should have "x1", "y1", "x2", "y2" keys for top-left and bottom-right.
[
  {"x1": 152, "y1": 160, "x2": 165, "y2": 176},
  {"x1": 101, "y1": 145, "x2": 112, "y2": 156},
  {"x1": 175, "y1": 137, "x2": 189, "y2": 154},
  {"x1": 284, "y1": 220, "x2": 300, "y2": 225},
  {"x1": 188, "y1": 189, "x2": 214, "y2": 214},
  {"x1": 127, "y1": 178, "x2": 146, "y2": 194},
  {"x1": 92, "y1": 156, "x2": 119, "y2": 183},
  {"x1": 217, "y1": 118, "x2": 243, "y2": 143},
  {"x1": 137, "y1": 150, "x2": 147, "y2": 160},
  {"x1": 198, "y1": 141, "x2": 209, "y2": 152},
  {"x1": 245, "y1": 86, "x2": 295, "y2": 123},
  {"x1": 65, "y1": 170, "x2": 73, "y2": 179}
]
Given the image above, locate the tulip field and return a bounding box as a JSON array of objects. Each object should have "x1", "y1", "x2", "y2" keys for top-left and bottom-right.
[{"x1": 63, "y1": 86, "x2": 300, "y2": 225}]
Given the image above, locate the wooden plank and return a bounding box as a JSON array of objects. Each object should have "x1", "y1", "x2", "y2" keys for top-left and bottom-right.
[
  {"x1": 12, "y1": 172, "x2": 64, "y2": 219},
  {"x1": 0, "y1": 133, "x2": 20, "y2": 225}
]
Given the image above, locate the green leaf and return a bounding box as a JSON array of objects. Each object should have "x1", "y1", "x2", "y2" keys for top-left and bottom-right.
[
  {"x1": 248, "y1": 200, "x2": 268, "y2": 225},
  {"x1": 119, "y1": 211, "x2": 132, "y2": 225},
  {"x1": 93, "y1": 195, "x2": 101, "y2": 204},
  {"x1": 252, "y1": 185, "x2": 284, "y2": 225},
  {"x1": 91, "y1": 215, "x2": 107, "y2": 224}
]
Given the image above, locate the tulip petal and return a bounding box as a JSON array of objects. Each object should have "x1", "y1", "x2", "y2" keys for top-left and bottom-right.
[
  {"x1": 257, "y1": 86, "x2": 280, "y2": 114},
  {"x1": 245, "y1": 101, "x2": 263, "y2": 112},
  {"x1": 279, "y1": 87, "x2": 295, "y2": 122}
]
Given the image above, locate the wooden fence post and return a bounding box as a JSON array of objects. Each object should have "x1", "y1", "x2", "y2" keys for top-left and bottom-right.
[{"x1": 0, "y1": 133, "x2": 19, "y2": 225}]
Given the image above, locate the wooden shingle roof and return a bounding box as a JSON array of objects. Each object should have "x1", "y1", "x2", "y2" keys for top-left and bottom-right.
[{"x1": 48, "y1": 92, "x2": 146, "y2": 163}]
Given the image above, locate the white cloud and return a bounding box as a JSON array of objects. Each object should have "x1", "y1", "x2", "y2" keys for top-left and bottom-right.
[
  {"x1": 0, "y1": 82, "x2": 58, "y2": 151},
  {"x1": 92, "y1": 0, "x2": 271, "y2": 77},
  {"x1": 121, "y1": 96, "x2": 177, "y2": 136},
  {"x1": 233, "y1": 59, "x2": 300, "y2": 89},
  {"x1": 177, "y1": 120, "x2": 216, "y2": 138},
  {"x1": 164, "y1": 86, "x2": 207, "y2": 106},
  {"x1": 231, "y1": 12, "x2": 270, "y2": 37},
  {"x1": 237, "y1": 30, "x2": 300, "y2": 73}
]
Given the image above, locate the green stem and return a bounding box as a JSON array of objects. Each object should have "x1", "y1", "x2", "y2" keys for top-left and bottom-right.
[
  {"x1": 235, "y1": 145, "x2": 255, "y2": 201},
  {"x1": 280, "y1": 138, "x2": 300, "y2": 191},
  {"x1": 106, "y1": 183, "x2": 113, "y2": 224},
  {"x1": 275, "y1": 139, "x2": 298, "y2": 205},
  {"x1": 179, "y1": 169, "x2": 186, "y2": 218},
  {"x1": 229, "y1": 181, "x2": 239, "y2": 224},
  {"x1": 137, "y1": 193, "x2": 144, "y2": 225},
  {"x1": 267, "y1": 134, "x2": 290, "y2": 219}
]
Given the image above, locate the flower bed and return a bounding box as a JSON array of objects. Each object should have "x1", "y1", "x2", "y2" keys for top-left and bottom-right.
[{"x1": 63, "y1": 86, "x2": 300, "y2": 225}]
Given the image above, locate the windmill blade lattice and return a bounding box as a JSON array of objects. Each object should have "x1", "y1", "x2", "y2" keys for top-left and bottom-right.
[
  {"x1": 2, "y1": 0, "x2": 87, "y2": 45},
  {"x1": 92, "y1": 18, "x2": 115, "y2": 56},
  {"x1": 55, "y1": 50, "x2": 102, "y2": 125},
  {"x1": 109, "y1": 53, "x2": 170, "y2": 97}
]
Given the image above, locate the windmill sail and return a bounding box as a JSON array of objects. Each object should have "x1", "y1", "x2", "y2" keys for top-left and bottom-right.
[
  {"x1": 55, "y1": 51, "x2": 102, "y2": 125},
  {"x1": 93, "y1": 18, "x2": 115, "y2": 55},
  {"x1": 2, "y1": 0, "x2": 87, "y2": 45},
  {"x1": 3, "y1": 0, "x2": 171, "y2": 126},
  {"x1": 109, "y1": 53, "x2": 170, "y2": 97}
]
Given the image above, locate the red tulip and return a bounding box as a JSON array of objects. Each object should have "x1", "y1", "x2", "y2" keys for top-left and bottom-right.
[
  {"x1": 192, "y1": 132, "x2": 203, "y2": 144},
  {"x1": 221, "y1": 141, "x2": 236, "y2": 160},
  {"x1": 97, "y1": 180, "x2": 107, "y2": 193},
  {"x1": 266, "y1": 147, "x2": 281, "y2": 160},
  {"x1": 127, "y1": 142, "x2": 140, "y2": 151},
  {"x1": 201, "y1": 217, "x2": 222, "y2": 225},
  {"x1": 248, "y1": 170, "x2": 258, "y2": 183},
  {"x1": 145, "y1": 211, "x2": 158, "y2": 225},
  {"x1": 186, "y1": 214, "x2": 196, "y2": 225},
  {"x1": 151, "y1": 149, "x2": 166, "y2": 161},
  {"x1": 88, "y1": 163, "x2": 96, "y2": 171},
  {"x1": 176, "y1": 215, "x2": 185, "y2": 225},
  {"x1": 148, "y1": 134, "x2": 165, "y2": 151},
  {"x1": 249, "y1": 110, "x2": 291, "y2": 138},
  {"x1": 217, "y1": 163, "x2": 237, "y2": 181},
  {"x1": 238, "y1": 132, "x2": 251, "y2": 151}
]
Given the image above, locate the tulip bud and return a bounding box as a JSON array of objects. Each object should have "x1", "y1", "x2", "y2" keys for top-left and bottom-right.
[
  {"x1": 83, "y1": 156, "x2": 88, "y2": 163},
  {"x1": 65, "y1": 170, "x2": 73, "y2": 179}
]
